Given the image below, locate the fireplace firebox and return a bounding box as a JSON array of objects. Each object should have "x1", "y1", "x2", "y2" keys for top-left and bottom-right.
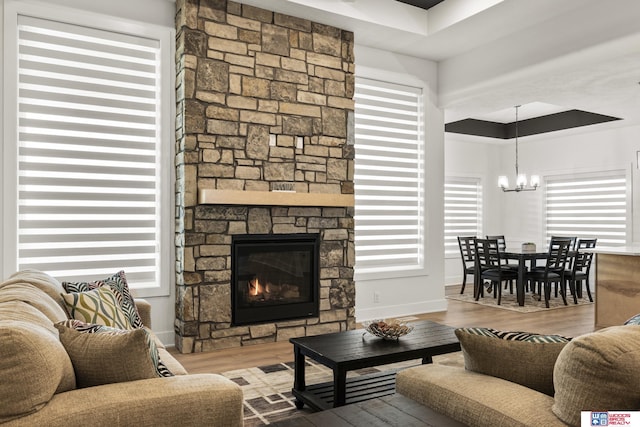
[{"x1": 231, "y1": 234, "x2": 320, "y2": 325}]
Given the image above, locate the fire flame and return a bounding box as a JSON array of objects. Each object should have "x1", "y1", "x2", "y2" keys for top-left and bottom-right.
[{"x1": 248, "y1": 277, "x2": 270, "y2": 296}]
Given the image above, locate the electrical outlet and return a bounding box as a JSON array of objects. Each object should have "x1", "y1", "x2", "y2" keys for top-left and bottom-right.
[{"x1": 373, "y1": 292, "x2": 380, "y2": 303}]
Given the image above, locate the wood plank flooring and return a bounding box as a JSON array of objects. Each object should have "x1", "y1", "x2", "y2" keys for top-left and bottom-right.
[{"x1": 170, "y1": 284, "x2": 595, "y2": 374}]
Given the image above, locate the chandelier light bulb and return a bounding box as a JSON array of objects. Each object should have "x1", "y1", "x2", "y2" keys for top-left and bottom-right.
[
  {"x1": 530, "y1": 175, "x2": 540, "y2": 188},
  {"x1": 498, "y1": 176, "x2": 509, "y2": 189}
]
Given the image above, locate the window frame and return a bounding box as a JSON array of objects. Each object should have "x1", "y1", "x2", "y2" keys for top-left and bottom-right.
[
  {"x1": 353, "y1": 75, "x2": 426, "y2": 281},
  {"x1": 543, "y1": 168, "x2": 631, "y2": 247},
  {"x1": 2, "y1": 0, "x2": 175, "y2": 297}
]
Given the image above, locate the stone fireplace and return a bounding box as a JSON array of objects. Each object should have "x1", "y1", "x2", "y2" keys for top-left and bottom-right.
[{"x1": 174, "y1": 0, "x2": 356, "y2": 353}]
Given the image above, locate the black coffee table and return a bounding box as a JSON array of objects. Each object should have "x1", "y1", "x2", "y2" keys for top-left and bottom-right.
[{"x1": 289, "y1": 320, "x2": 461, "y2": 411}]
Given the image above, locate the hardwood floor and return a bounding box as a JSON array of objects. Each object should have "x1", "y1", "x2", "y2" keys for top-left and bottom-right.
[{"x1": 170, "y1": 284, "x2": 595, "y2": 374}]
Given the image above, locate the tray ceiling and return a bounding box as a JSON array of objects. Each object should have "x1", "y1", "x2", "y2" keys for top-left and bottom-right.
[{"x1": 394, "y1": 0, "x2": 445, "y2": 10}]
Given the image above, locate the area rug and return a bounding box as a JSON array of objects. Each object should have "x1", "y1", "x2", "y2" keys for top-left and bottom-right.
[
  {"x1": 221, "y1": 352, "x2": 464, "y2": 426},
  {"x1": 447, "y1": 288, "x2": 594, "y2": 313}
]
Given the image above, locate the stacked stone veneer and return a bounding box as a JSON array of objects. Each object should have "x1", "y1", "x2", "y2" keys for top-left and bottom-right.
[{"x1": 174, "y1": 0, "x2": 356, "y2": 353}]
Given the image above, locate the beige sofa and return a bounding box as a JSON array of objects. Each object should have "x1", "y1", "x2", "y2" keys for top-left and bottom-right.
[
  {"x1": 397, "y1": 325, "x2": 640, "y2": 427},
  {"x1": 0, "y1": 270, "x2": 244, "y2": 426}
]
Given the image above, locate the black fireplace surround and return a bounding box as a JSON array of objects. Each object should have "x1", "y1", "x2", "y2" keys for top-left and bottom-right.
[{"x1": 231, "y1": 233, "x2": 320, "y2": 325}]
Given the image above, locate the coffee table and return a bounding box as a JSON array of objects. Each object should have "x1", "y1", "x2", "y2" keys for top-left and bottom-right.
[{"x1": 289, "y1": 320, "x2": 461, "y2": 411}]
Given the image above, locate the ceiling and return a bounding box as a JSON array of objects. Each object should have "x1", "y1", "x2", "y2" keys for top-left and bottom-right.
[{"x1": 236, "y1": 0, "x2": 640, "y2": 141}]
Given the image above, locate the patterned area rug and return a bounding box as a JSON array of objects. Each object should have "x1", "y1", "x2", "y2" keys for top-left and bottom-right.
[
  {"x1": 221, "y1": 352, "x2": 465, "y2": 426},
  {"x1": 447, "y1": 288, "x2": 594, "y2": 313}
]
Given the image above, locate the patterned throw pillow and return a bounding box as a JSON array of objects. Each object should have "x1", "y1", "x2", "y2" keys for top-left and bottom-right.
[
  {"x1": 61, "y1": 287, "x2": 132, "y2": 330},
  {"x1": 460, "y1": 327, "x2": 571, "y2": 343},
  {"x1": 624, "y1": 313, "x2": 640, "y2": 325},
  {"x1": 62, "y1": 271, "x2": 143, "y2": 329},
  {"x1": 55, "y1": 320, "x2": 173, "y2": 388},
  {"x1": 455, "y1": 327, "x2": 572, "y2": 396}
]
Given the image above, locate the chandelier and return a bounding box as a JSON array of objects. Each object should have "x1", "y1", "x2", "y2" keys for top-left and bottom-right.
[{"x1": 498, "y1": 105, "x2": 539, "y2": 192}]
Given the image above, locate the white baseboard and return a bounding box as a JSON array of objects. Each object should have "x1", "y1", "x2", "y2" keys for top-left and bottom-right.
[
  {"x1": 155, "y1": 330, "x2": 175, "y2": 347},
  {"x1": 355, "y1": 298, "x2": 447, "y2": 323},
  {"x1": 444, "y1": 275, "x2": 462, "y2": 285}
]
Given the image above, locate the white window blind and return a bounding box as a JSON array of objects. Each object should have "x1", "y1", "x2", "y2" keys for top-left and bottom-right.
[
  {"x1": 15, "y1": 15, "x2": 164, "y2": 288},
  {"x1": 444, "y1": 177, "x2": 482, "y2": 257},
  {"x1": 354, "y1": 77, "x2": 424, "y2": 272},
  {"x1": 545, "y1": 172, "x2": 628, "y2": 246}
]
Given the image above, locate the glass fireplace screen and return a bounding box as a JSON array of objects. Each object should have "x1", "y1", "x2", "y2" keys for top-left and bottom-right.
[{"x1": 231, "y1": 233, "x2": 319, "y2": 325}]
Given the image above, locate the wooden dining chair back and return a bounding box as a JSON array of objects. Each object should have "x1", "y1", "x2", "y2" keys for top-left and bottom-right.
[
  {"x1": 550, "y1": 235, "x2": 578, "y2": 277},
  {"x1": 475, "y1": 238, "x2": 499, "y2": 269},
  {"x1": 547, "y1": 238, "x2": 572, "y2": 271},
  {"x1": 474, "y1": 238, "x2": 518, "y2": 305},
  {"x1": 566, "y1": 238, "x2": 597, "y2": 303},
  {"x1": 457, "y1": 236, "x2": 476, "y2": 295},
  {"x1": 550, "y1": 235, "x2": 577, "y2": 251},
  {"x1": 486, "y1": 235, "x2": 507, "y2": 251},
  {"x1": 527, "y1": 238, "x2": 572, "y2": 308}
]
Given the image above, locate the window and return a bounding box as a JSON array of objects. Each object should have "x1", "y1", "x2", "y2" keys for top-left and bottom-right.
[
  {"x1": 353, "y1": 77, "x2": 424, "y2": 274},
  {"x1": 3, "y1": 4, "x2": 173, "y2": 296},
  {"x1": 545, "y1": 171, "x2": 628, "y2": 246},
  {"x1": 444, "y1": 177, "x2": 482, "y2": 257}
]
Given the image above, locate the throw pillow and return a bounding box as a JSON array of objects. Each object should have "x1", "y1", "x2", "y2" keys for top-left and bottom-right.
[
  {"x1": 62, "y1": 271, "x2": 143, "y2": 329},
  {"x1": 455, "y1": 327, "x2": 571, "y2": 396},
  {"x1": 0, "y1": 321, "x2": 75, "y2": 423},
  {"x1": 552, "y1": 325, "x2": 640, "y2": 427},
  {"x1": 61, "y1": 287, "x2": 132, "y2": 330},
  {"x1": 624, "y1": 313, "x2": 640, "y2": 325},
  {"x1": 60, "y1": 319, "x2": 174, "y2": 377},
  {"x1": 55, "y1": 321, "x2": 173, "y2": 388}
]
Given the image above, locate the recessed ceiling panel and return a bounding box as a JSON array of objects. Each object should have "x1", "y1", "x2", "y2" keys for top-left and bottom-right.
[
  {"x1": 445, "y1": 109, "x2": 622, "y2": 139},
  {"x1": 394, "y1": 0, "x2": 445, "y2": 10}
]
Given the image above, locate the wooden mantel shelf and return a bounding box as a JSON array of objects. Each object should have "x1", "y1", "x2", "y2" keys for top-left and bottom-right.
[{"x1": 198, "y1": 189, "x2": 355, "y2": 207}]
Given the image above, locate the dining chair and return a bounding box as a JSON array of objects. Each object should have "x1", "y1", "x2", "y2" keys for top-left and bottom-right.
[
  {"x1": 474, "y1": 238, "x2": 518, "y2": 305},
  {"x1": 526, "y1": 238, "x2": 572, "y2": 308},
  {"x1": 550, "y1": 237, "x2": 577, "y2": 290},
  {"x1": 530, "y1": 236, "x2": 576, "y2": 290},
  {"x1": 564, "y1": 238, "x2": 597, "y2": 303},
  {"x1": 457, "y1": 236, "x2": 476, "y2": 295},
  {"x1": 485, "y1": 235, "x2": 517, "y2": 293}
]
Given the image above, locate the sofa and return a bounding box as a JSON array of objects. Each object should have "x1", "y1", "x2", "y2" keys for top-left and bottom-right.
[
  {"x1": 0, "y1": 270, "x2": 244, "y2": 426},
  {"x1": 397, "y1": 325, "x2": 640, "y2": 427}
]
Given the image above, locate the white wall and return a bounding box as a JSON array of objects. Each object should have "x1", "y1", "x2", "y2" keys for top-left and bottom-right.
[
  {"x1": 443, "y1": 136, "x2": 502, "y2": 284},
  {"x1": 354, "y1": 45, "x2": 446, "y2": 321},
  {"x1": 0, "y1": 0, "x2": 177, "y2": 344},
  {"x1": 20, "y1": 0, "x2": 177, "y2": 27}
]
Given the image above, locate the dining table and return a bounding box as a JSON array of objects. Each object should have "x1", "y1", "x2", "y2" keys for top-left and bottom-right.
[{"x1": 498, "y1": 248, "x2": 550, "y2": 306}]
